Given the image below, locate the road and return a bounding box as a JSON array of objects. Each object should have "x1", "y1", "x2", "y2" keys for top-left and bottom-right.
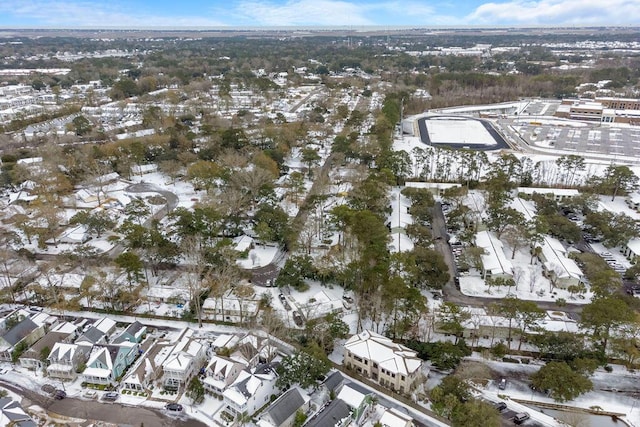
[
  {"x1": 0, "y1": 379, "x2": 206, "y2": 427},
  {"x1": 431, "y1": 202, "x2": 584, "y2": 316}
]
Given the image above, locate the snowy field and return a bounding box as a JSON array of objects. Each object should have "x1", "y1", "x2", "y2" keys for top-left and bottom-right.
[{"x1": 425, "y1": 118, "x2": 497, "y2": 145}]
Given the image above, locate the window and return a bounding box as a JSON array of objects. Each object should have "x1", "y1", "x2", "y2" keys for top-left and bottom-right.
[
  {"x1": 401, "y1": 375, "x2": 405, "y2": 381},
  {"x1": 364, "y1": 360, "x2": 368, "y2": 365},
  {"x1": 373, "y1": 363, "x2": 378, "y2": 369}
]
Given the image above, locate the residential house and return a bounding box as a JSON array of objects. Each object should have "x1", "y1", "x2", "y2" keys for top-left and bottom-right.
[
  {"x1": 19, "y1": 329, "x2": 71, "y2": 370},
  {"x1": 162, "y1": 329, "x2": 205, "y2": 389},
  {"x1": 298, "y1": 290, "x2": 343, "y2": 321},
  {"x1": 75, "y1": 326, "x2": 107, "y2": 354},
  {"x1": 92, "y1": 317, "x2": 117, "y2": 336},
  {"x1": 0, "y1": 398, "x2": 37, "y2": 427},
  {"x1": 257, "y1": 387, "x2": 310, "y2": 427},
  {"x1": 75, "y1": 318, "x2": 114, "y2": 352},
  {"x1": 475, "y1": 230, "x2": 513, "y2": 280},
  {"x1": 321, "y1": 371, "x2": 344, "y2": 398},
  {"x1": 516, "y1": 187, "x2": 579, "y2": 202},
  {"x1": 304, "y1": 399, "x2": 351, "y2": 427},
  {"x1": 113, "y1": 321, "x2": 147, "y2": 344},
  {"x1": 304, "y1": 383, "x2": 374, "y2": 427},
  {"x1": 202, "y1": 289, "x2": 261, "y2": 323},
  {"x1": 624, "y1": 238, "x2": 640, "y2": 263},
  {"x1": 46, "y1": 343, "x2": 86, "y2": 380},
  {"x1": 81, "y1": 342, "x2": 138, "y2": 385},
  {"x1": 0, "y1": 311, "x2": 52, "y2": 362},
  {"x1": 343, "y1": 330, "x2": 423, "y2": 393},
  {"x1": 121, "y1": 338, "x2": 168, "y2": 392},
  {"x1": 538, "y1": 236, "x2": 583, "y2": 289},
  {"x1": 203, "y1": 354, "x2": 246, "y2": 395},
  {"x1": 230, "y1": 332, "x2": 278, "y2": 368},
  {"x1": 378, "y1": 407, "x2": 415, "y2": 427},
  {"x1": 223, "y1": 362, "x2": 280, "y2": 417}
]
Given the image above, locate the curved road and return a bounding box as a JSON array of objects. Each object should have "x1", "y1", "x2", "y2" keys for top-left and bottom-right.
[{"x1": 0, "y1": 379, "x2": 206, "y2": 427}]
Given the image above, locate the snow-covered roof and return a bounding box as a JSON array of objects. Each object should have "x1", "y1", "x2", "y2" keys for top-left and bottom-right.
[
  {"x1": 344, "y1": 330, "x2": 422, "y2": 376},
  {"x1": 211, "y1": 334, "x2": 239, "y2": 350},
  {"x1": 475, "y1": 231, "x2": 513, "y2": 276},
  {"x1": 92, "y1": 317, "x2": 116, "y2": 334},
  {"x1": 163, "y1": 330, "x2": 203, "y2": 373},
  {"x1": 541, "y1": 236, "x2": 582, "y2": 280},
  {"x1": 627, "y1": 238, "x2": 640, "y2": 256},
  {"x1": 336, "y1": 383, "x2": 370, "y2": 408},
  {"x1": 379, "y1": 407, "x2": 414, "y2": 427},
  {"x1": 517, "y1": 187, "x2": 579, "y2": 197}
]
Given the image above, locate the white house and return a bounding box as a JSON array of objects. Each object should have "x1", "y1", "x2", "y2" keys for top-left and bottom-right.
[
  {"x1": 162, "y1": 329, "x2": 205, "y2": 389},
  {"x1": 202, "y1": 354, "x2": 246, "y2": 395},
  {"x1": 223, "y1": 362, "x2": 279, "y2": 417},
  {"x1": 47, "y1": 343, "x2": 86, "y2": 380},
  {"x1": 475, "y1": 230, "x2": 513, "y2": 280}
]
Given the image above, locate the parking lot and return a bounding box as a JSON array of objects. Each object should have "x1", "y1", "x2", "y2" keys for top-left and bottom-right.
[{"x1": 511, "y1": 120, "x2": 640, "y2": 157}]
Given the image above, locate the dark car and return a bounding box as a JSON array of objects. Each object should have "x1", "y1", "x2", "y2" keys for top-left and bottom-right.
[
  {"x1": 292, "y1": 311, "x2": 304, "y2": 326},
  {"x1": 166, "y1": 403, "x2": 183, "y2": 411},
  {"x1": 495, "y1": 402, "x2": 507, "y2": 412},
  {"x1": 498, "y1": 378, "x2": 507, "y2": 390},
  {"x1": 103, "y1": 392, "x2": 119, "y2": 401},
  {"x1": 54, "y1": 389, "x2": 66, "y2": 400}
]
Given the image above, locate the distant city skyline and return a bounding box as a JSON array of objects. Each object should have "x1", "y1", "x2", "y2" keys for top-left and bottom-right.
[{"x1": 0, "y1": 0, "x2": 639, "y2": 28}]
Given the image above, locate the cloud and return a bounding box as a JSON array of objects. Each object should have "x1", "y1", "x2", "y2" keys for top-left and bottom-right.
[
  {"x1": 466, "y1": 0, "x2": 640, "y2": 25},
  {"x1": 0, "y1": 1, "x2": 227, "y2": 27},
  {"x1": 231, "y1": 0, "x2": 373, "y2": 26}
]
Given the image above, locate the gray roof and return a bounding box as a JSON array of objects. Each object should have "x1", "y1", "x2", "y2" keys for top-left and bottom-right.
[
  {"x1": 323, "y1": 371, "x2": 344, "y2": 392},
  {"x1": 113, "y1": 321, "x2": 145, "y2": 344},
  {"x1": 0, "y1": 398, "x2": 35, "y2": 424},
  {"x1": 76, "y1": 326, "x2": 104, "y2": 344},
  {"x1": 22, "y1": 331, "x2": 68, "y2": 358},
  {"x1": 2, "y1": 318, "x2": 38, "y2": 346},
  {"x1": 305, "y1": 399, "x2": 351, "y2": 427},
  {"x1": 266, "y1": 388, "x2": 305, "y2": 426}
]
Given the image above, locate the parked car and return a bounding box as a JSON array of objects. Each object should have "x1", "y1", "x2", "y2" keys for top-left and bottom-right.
[
  {"x1": 54, "y1": 389, "x2": 66, "y2": 400},
  {"x1": 103, "y1": 392, "x2": 119, "y2": 401},
  {"x1": 166, "y1": 403, "x2": 183, "y2": 411},
  {"x1": 495, "y1": 402, "x2": 507, "y2": 412},
  {"x1": 83, "y1": 390, "x2": 97, "y2": 399},
  {"x1": 498, "y1": 378, "x2": 507, "y2": 390},
  {"x1": 514, "y1": 412, "x2": 530, "y2": 424},
  {"x1": 292, "y1": 311, "x2": 304, "y2": 326}
]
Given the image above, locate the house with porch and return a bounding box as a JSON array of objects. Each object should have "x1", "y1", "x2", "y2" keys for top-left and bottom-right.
[
  {"x1": 19, "y1": 329, "x2": 71, "y2": 371},
  {"x1": 46, "y1": 343, "x2": 87, "y2": 380},
  {"x1": 121, "y1": 339, "x2": 172, "y2": 392},
  {"x1": 162, "y1": 329, "x2": 205, "y2": 390},
  {"x1": 223, "y1": 362, "x2": 280, "y2": 418},
  {"x1": 203, "y1": 354, "x2": 246, "y2": 395},
  {"x1": 81, "y1": 342, "x2": 138, "y2": 385}
]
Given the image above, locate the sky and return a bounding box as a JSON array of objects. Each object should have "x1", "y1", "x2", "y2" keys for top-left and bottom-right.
[{"x1": 0, "y1": 0, "x2": 639, "y2": 28}]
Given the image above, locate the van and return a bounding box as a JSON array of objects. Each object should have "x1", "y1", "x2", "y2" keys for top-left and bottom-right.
[{"x1": 514, "y1": 412, "x2": 530, "y2": 424}]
